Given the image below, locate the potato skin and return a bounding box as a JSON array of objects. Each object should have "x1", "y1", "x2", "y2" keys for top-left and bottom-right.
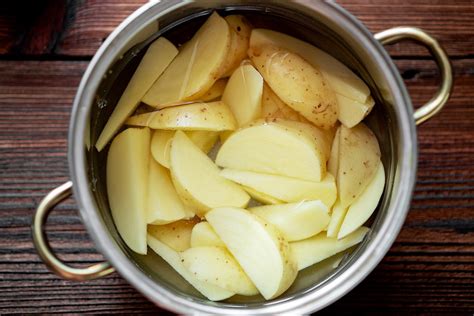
[{"x1": 249, "y1": 45, "x2": 338, "y2": 129}]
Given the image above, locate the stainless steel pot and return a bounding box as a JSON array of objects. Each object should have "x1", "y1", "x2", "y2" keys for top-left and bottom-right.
[{"x1": 32, "y1": 1, "x2": 452, "y2": 314}]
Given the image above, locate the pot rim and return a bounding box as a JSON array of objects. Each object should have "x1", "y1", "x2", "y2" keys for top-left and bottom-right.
[{"x1": 68, "y1": 0, "x2": 417, "y2": 314}]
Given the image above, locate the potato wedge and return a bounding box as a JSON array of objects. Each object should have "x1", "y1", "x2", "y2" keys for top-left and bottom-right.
[
  {"x1": 261, "y1": 84, "x2": 308, "y2": 122},
  {"x1": 206, "y1": 207, "x2": 297, "y2": 300},
  {"x1": 148, "y1": 218, "x2": 199, "y2": 252},
  {"x1": 291, "y1": 227, "x2": 369, "y2": 270},
  {"x1": 142, "y1": 13, "x2": 230, "y2": 107},
  {"x1": 221, "y1": 169, "x2": 337, "y2": 208},
  {"x1": 338, "y1": 123, "x2": 381, "y2": 207},
  {"x1": 147, "y1": 158, "x2": 190, "y2": 224},
  {"x1": 190, "y1": 222, "x2": 226, "y2": 248},
  {"x1": 337, "y1": 94, "x2": 375, "y2": 128},
  {"x1": 216, "y1": 123, "x2": 325, "y2": 182},
  {"x1": 170, "y1": 131, "x2": 250, "y2": 216},
  {"x1": 126, "y1": 101, "x2": 237, "y2": 131},
  {"x1": 249, "y1": 45, "x2": 338, "y2": 129},
  {"x1": 95, "y1": 38, "x2": 178, "y2": 151},
  {"x1": 107, "y1": 128, "x2": 150, "y2": 254},
  {"x1": 242, "y1": 186, "x2": 283, "y2": 205},
  {"x1": 250, "y1": 29, "x2": 370, "y2": 103},
  {"x1": 186, "y1": 130, "x2": 219, "y2": 153},
  {"x1": 326, "y1": 200, "x2": 348, "y2": 238},
  {"x1": 150, "y1": 130, "x2": 174, "y2": 168},
  {"x1": 222, "y1": 64, "x2": 263, "y2": 126},
  {"x1": 250, "y1": 200, "x2": 330, "y2": 241},
  {"x1": 181, "y1": 246, "x2": 258, "y2": 296},
  {"x1": 338, "y1": 162, "x2": 385, "y2": 239},
  {"x1": 147, "y1": 234, "x2": 234, "y2": 301},
  {"x1": 220, "y1": 15, "x2": 253, "y2": 77},
  {"x1": 200, "y1": 78, "x2": 227, "y2": 102},
  {"x1": 327, "y1": 127, "x2": 340, "y2": 176}
]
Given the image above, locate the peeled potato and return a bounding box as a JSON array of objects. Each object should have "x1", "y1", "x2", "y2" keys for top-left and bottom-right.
[
  {"x1": 216, "y1": 123, "x2": 325, "y2": 182},
  {"x1": 142, "y1": 12, "x2": 230, "y2": 107},
  {"x1": 190, "y1": 222, "x2": 226, "y2": 248},
  {"x1": 147, "y1": 218, "x2": 199, "y2": 252},
  {"x1": 126, "y1": 101, "x2": 237, "y2": 132},
  {"x1": 170, "y1": 131, "x2": 250, "y2": 216},
  {"x1": 337, "y1": 94, "x2": 375, "y2": 128},
  {"x1": 222, "y1": 64, "x2": 263, "y2": 126},
  {"x1": 200, "y1": 78, "x2": 227, "y2": 102},
  {"x1": 338, "y1": 162, "x2": 385, "y2": 239},
  {"x1": 241, "y1": 186, "x2": 283, "y2": 205},
  {"x1": 220, "y1": 15, "x2": 253, "y2": 77},
  {"x1": 291, "y1": 227, "x2": 369, "y2": 270},
  {"x1": 250, "y1": 200, "x2": 330, "y2": 241},
  {"x1": 338, "y1": 123, "x2": 381, "y2": 208},
  {"x1": 147, "y1": 234, "x2": 234, "y2": 301},
  {"x1": 96, "y1": 38, "x2": 178, "y2": 151},
  {"x1": 206, "y1": 207, "x2": 297, "y2": 300},
  {"x1": 186, "y1": 130, "x2": 219, "y2": 153},
  {"x1": 326, "y1": 200, "x2": 348, "y2": 238},
  {"x1": 249, "y1": 45, "x2": 338, "y2": 129},
  {"x1": 181, "y1": 246, "x2": 258, "y2": 296},
  {"x1": 150, "y1": 130, "x2": 174, "y2": 168},
  {"x1": 221, "y1": 169, "x2": 337, "y2": 208},
  {"x1": 249, "y1": 29, "x2": 370, "y2": 103}
]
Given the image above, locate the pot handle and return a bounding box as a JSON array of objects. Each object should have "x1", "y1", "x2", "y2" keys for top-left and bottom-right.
[
  {"x1": 374, "y1": 27, "x2": 453, "y2": 125},
  {"x1": 32, "y1": 181, "x2": 115, "y2": 280}
]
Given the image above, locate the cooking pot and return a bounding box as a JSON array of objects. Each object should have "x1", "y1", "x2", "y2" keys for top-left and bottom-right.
[{"x1": 32, "y1": 0, "x2": 452, "y2": 314}]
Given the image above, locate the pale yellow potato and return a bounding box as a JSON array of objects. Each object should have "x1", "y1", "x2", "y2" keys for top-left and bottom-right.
[
  {"x1": 250, "y1": 29, "x2": 370, "y2": 103},
  {"x1": 216, "y1": 123, "x2": 325, "y2": 182},
  {"x1": 339, "y1": 162, "x2": 385, "y2": 239},
  {"x1": 186, "y1": 130, "x2": 219, "y2": 153},
  {"x1": 220, "y1": 169, "x2": 337, "y2": 208},
  {"x1": 337, "y1": 94, "x2": 375, "y2": 128},
  {"x1": 250, "y1": 200, "x2": 330, "y2": 241},
  {"x1": 327, "y1": 127, "x2": 340, "y2": 176},
  {"x1": 147, "y1": 218, "x2": 199, "y2": 252},
  {"x1": 326, "y1": 200, "x2": 348, "y2": 238},
  {"x1": 220, "y1": 15, "x2": 253, "y2": 77},
  {"x1": 261, "y1": 84, "x2": 306, "y2": 122},
  {"x1": 249, "y1": 45, "x2": 338, "y2": 129},
  {"x1": 206, "y1": 207, "x2": 297, "y2": 300},
  {"x1": 150, "y1": 130, "x2": 174, "y2": 168},
  {"x1": 181, "y1": 246, "x2": 258, "y2": 296},
  {"x1": 95, "y1": 38, "x2": 178, "y2": 151},
  {"x1": 190, "y1": 222, "x2": 226, "y2": 248},
  {"x1": 147, "y1": 158, "x2": 190, "y2": 225},
  {"x1": 222, "y1": 64, "x2": 263, "y2": 126},
  {"x1": 291, "y1": 227, "x2": 369, "y2": 270},
  {"x1": 142, "y1": 13, "x2": 230, "y2": 107},
  {"x1": 170, "y1": 131, "x2": 250, "y2": 216},
  {"x1": 147, "y1": 234, "x2": 234, "y2": 301},
  {"x1": 126, "y1": 101, "x2": 237, "y2": 131},
  {"x1": 106, "y1": 128, "x2": 150, "y2": 254},
  {"x1": 200, "y1": 78, "x2": 227, "y2": 102},
  {"x1": 242, "y1": 186, "x2": 283, "y2": 205},
  {"x1": 338, "y1": 123, "x2": 381, "y2": 208}
]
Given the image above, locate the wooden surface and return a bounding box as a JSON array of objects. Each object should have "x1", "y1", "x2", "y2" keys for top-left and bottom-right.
[{"x1": 0, "y1": 0, "x2": 473, "y2": 314}]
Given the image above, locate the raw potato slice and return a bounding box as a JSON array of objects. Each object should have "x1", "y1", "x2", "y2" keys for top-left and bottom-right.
[
  {"x1": 151, "y1": 130, "x2": 174, "y2": 168},
  {"x1": 221, "y1": 169, "x2": 337, "y2": 208},
  {"x1": 327, "y1": 128, "x2": 340, "y2": 176},
  {"x1": 142, "y1": 13, "x2": 231, "y2": 107},
  {"x1": 250, "y1": 200, "x2": 330, "y2": 241},
  {"x1": 291, "y1": 227, "x2": 369, "y2": 270},
  {"x1": 95, "y1": 38, "x2": 178, "y2": 151},
  {"x1": 126, "y1": 101, "x2": 237, "y2": 131},
  {"x1": 190, "y1": 222, "x2": 226, "y2": 248},
  {"x1": 222, "y1": 64, "x2": 263, "y2": 126},
  {"x1": 186, "y1": 130, "x2": 219, "y2": 153},
  {"x1": 148, "y1": 218, "x2": 199, "y2": 252},
  {"x1": 249, "y1": 45, "x2": 338, "y2": 129},
  {"x1": 107, "y1": 128, "x2": 150, "y2": 254},
  {"x1": 337, "y1": 94, "x2": 375, "y2": 128},
  {"x1": 170, "y1": 131, "x2": 250, "y2": 216},
  {"x1": 249, "y1": 29, "x2": 370, "y2": 103},
  {"x1": 216, "y1": 123, "x2": 325, "y2": 182},
  {"x1": 326, "y1": 200, "x2": 348, "y2": 238},
  {"x1": 338, "y1": 124, "x2": 381, "y2": 208},
  {"x1": 220, "y1": 15, "x2": 253, "y2": 77},
  {"x1": 261, "y1": 84, "x2": 308, "y2": 122},
  {"x1": 338, "y1": 162, "x2": 385, "y2": 239},
  {"x1": 147, "y1": 158, "x2": 189, "y2": 225},
  {"x1": 206, "y1": 207, "x2": 297, "y2": 300},
  {"x1": 147, "y1": 234, "x2": 234, "y2": 301},
  {"x1": 181, "y1": 246, "x2": 258, "y2": 296},
  {"x1": 242, "y1": 186, "x2": 283, "y2": 205},
  {"x1": 201, "y1": 78, "x2": 227, "y2": 101}
]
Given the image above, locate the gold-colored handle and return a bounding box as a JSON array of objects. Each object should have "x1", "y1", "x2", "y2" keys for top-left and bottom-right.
[
  {"x1": 32, "y1": 181, "x2": 115, "y2": 280},
  {"x1": 375, "y1": 27, "x2": 453, "y2": 125}
]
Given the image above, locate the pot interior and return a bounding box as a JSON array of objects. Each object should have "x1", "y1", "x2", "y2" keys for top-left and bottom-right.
[{"x1": 85, "y1": 2, "x2": 399, "y2": 307}]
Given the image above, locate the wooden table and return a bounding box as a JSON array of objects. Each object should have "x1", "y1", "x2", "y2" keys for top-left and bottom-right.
[{"x1": 1, "y1": 1, "x2": 473, "y2": 314}]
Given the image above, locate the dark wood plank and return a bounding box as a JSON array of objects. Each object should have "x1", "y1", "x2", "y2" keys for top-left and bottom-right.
[{"x1": 0, "y1": 57, "x2": 472, "y2": 313}]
